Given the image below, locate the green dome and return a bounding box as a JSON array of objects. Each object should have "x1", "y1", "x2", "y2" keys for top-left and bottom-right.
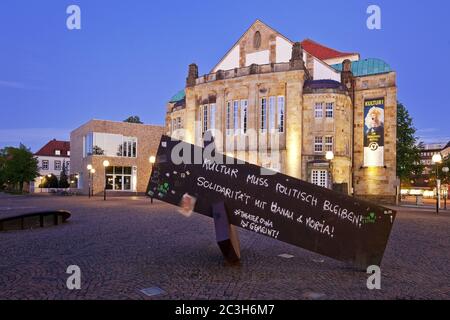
[
  {"x1": 332, "y1": 58, "x2": 391, "y2": 77},
  {"x1": 169, "y1": 90, "x2": 185, "y2": 103}
]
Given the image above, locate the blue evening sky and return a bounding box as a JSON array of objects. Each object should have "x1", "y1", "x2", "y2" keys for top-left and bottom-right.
[{"x1": 0, "y1": 0, "x2": 449, "y2": 151}]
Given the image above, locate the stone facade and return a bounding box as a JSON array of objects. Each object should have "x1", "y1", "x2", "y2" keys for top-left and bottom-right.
[
  {"x1": 165, "y1": 20, "x2": 397, "y2": 203},
  {"x1": 70, "y1": 120, "x2": 164, "y2": 196}
]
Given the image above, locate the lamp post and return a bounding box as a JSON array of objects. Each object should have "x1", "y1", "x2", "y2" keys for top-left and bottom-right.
[
  {"x1": 149, "y1": 155, "x2": 156, "y2": 204},
  {"x1": 432, "y1": 154, "x2": 442, "y2": 214},
  {"x1": 90, "y1": 168, "x2": 96, "y2": 197},
  {"x1": 443, "y1": 166, "x2": 449, "y2": 210},
  {"x1": 325, "y1": 151, "x2": 334, "y2": 190},
  {"x1": 87, "y1": 164, "x2": 92, "y2": 198},
  {"x1": 103, "y1": 160, "x2": 110, "y2": 201}
]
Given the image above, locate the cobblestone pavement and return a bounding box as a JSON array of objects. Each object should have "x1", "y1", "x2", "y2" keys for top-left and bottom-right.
[{"x1": 0, "y1": 193, "x2": 449, "y2": 300}]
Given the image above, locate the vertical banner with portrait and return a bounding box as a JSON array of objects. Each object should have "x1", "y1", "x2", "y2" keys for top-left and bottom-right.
[{"x1": 364, "y1": 98, "x2": 385, "y2": 167}]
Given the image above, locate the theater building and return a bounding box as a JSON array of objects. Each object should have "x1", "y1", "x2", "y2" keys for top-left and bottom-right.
[
  {"x1": 165, "y1": 20, "x2": 397, "y2": 203},
  {"x1": 70, "y1": 119, "x2": 164, "y2": 196}
]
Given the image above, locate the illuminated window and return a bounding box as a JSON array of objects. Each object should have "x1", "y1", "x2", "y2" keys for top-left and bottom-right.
[
  {"x1": 325, "y1": 136, "x2": 333, "y2": 152},
  {"x1": 312, "y1": 169, "x2": 328, "y2": 188},
  {"x1": 325, "y1": 103, "x2": 334, "y2": 118},
  {"x1": 314, "y1": 136, "x2": 323, "y2": 152},
  {"x1": 105, "y1": 166, "x2": 134, "y2": 191},
  {"x1": 210, "y1": 104, "x2": 215, "y2": 130},
  {"x1": 233, "y1": 101, "x2": 239, "y2": 134},
  {"x1": 269, "y1": 96, "x2": 276, "y2": 132},
  {"x1": 260, "y1": 98, "x2": 267, "y2": 133},
  {"x1": 202, "y1": 105, "x2": 208, "y2": 134},
  {"x1": 226, "y1": 101, "x2": 232, "y2": 135},
  {"x1": 314, "y1": 103, "x2": 323, "y2": 118},
  {"x1": 240, "y1": 100, "x2": 248, "y2": 134},
  {"x1": 55, "y1": 150, "x2": 61, "y2": 156},
  {"x1": 278, "y1": 96, "x2": 285, "y2": 133}
]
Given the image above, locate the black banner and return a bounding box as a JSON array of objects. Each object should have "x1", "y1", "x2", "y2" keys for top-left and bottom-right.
[{"x1": 148, "y1": 135, "x2": 396, "y2": 269}]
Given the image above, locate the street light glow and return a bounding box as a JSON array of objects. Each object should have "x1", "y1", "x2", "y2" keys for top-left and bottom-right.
[
  {"x1": 87, "y1": 164, "x2": 93, "y2": 170},
  {"x1": 443, "y1": 167, "x2": 449, "y2": 174},
  {"x1": 149, "y1": 155, "x2": 156, "y2": 164},
  {"x1": 432, "y1": 154, "x2": 442, "y2": 164},
  {"x1": 103, "y1": 160, "x2": 110, "y2": 167},
  {"x1": 90, "y1": 168, "x2": 96, "y2": 174},
  {"x1": 325, "y1": 151, "x2": 334, "y2": 161}
]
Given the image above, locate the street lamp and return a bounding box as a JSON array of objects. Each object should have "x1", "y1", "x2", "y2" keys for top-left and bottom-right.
[
  {"x1": 325, "y1": 151, "x2": 334, "y2": 190},
  {"x1": 443, "y1": 166, "x2": 449, "y2": 210},
  {"x1": 432, "y1": 153, "x2": 442, "y2": 214},
  {"x1": 87, "y1": 164, "x2": 93, "y2": 198},
  {"x1": 149, "y1": 156, "x2": 156, "y2": 204},
  {"x1": 103, "y1": 160, "x2": 110, "y2": 201}
]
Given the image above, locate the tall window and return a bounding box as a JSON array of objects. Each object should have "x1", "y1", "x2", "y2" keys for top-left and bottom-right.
[
  {"x1": 177, "y1": 117, "x2": 182, "y2": 129},
  {"x1": 122, "y1": 137, "x2": 137, "y2": 158},
  {"x1": 325, "y1": 103, "x2": 334, "y2": 118},
  {"x1": 210, "y1": 104, "x2": 216, "y2": 130},
  {"x1": 105, "y1": 166, "x2": 133, "y2": 191},
  {"x1": 226, "y1": 101, "x2": 232, "y2": 135},
  {"x1": 269, "y1": 96, "x2": 276, "y2": 132},
  {"x1": 325, "y1": 136, "x2": 333, "y2": 152},
  {"x1": 42, "y1": 160, "x2": 49, "y2": 170},
  {"x1": 54, "y1": 160, "x2": 61, "y2": 171},
  {"x1": 233, "y1": 101, "x2": 239, "y2": 134},
  {"x1": 312, "y1": 169, "x2": 328, "y2": 188},
  {"x1": 55, "y1": 150, "x2": 61, "y2": 156},
  {"x1": 260, "y1": 98, "x2": 267, "y2": 132},
  {"x1": 240, "y1": 100, "x2": 248, "y2": 134},
  {"x1": 171, "y1": 119, "x2": 176, "y2": 133},
  {"x1": 314, "y1": 136, "x2": 323, "y2": 152},
  {"x1": 277, "y1": 96, "x2": 285, "y2": 133},
  {"x1": 314, "y1": 103, "x2": 323, "y2": 118},
  {"x1": 202, "y1": 104, "x2": 208, "y2": 133}
]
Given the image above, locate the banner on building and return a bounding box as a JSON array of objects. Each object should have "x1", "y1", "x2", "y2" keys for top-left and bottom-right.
[
  {"x1": 147, "y1": 135, "x2": 396, "y2": 269},
  {"x1": 364, "y1": 98, "x2": 385, "y2": 167}
]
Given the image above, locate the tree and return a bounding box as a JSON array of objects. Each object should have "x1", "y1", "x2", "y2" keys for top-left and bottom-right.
[
  {"x1": 1, "y1": 144, "x2": 39, "y2": 192},
  {"x1": 39, "y1": 174, "x2": 59, "y2": 188},
  {"x1": 123, "y1": 116, "x2": 143, "y2": 124},
  {"x1": 0, "y1": 148, "x2": 7, "y2": 189},
  {"x1": 59, "y1": 161, "x2": 70, "y2": 188},
  {"x1": 396, "y1": 102, "x2": 423, "y2": 185}
]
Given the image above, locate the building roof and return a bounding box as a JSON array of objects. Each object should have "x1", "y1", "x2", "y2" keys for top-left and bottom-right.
[
  {"x1": 34, "y1": 139, "x2": 70, "y2": 157},
  {"x1": 169, "y1": 90, "x2": 186, "y2": 103},
  {"x1": 301, "y1": 39, "x2": 357, "y2": 61},
  {"x1": 331, "y1": 58, "x2": 391, "y2": 77}
]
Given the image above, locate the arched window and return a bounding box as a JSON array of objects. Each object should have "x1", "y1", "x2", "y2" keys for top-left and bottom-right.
[{"x1": 254, "y1": 31, "x2": 261, "y2": 49}]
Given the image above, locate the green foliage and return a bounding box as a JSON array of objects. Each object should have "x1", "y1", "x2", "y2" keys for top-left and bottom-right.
[
  {"x1": 396, "y1": 102, "x2": 423, "y2": 183},
  {"x1": 123, "y1": 116, "x2": 143, "y2": 124},
  {"x1": 0, "y1": 144, "x2": 39, "y2": 191},
  {"x1": 59, "y1": 161, "x2": 70, "y2": 188}
]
